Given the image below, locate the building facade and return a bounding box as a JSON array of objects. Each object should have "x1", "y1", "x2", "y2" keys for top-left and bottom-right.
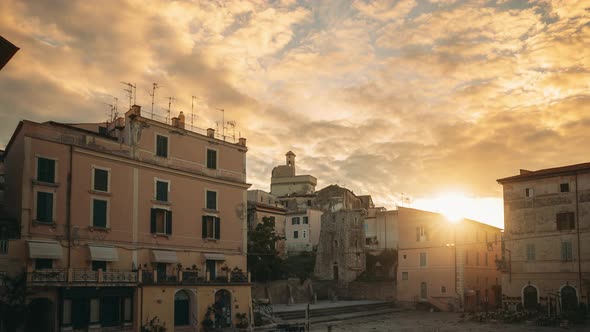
[
  {"x1": 497, "y1": 163, "x2": 590, "y2": 313},
  {"x1": 1, "y1": 105, "x2": 252, "y2": 331},
  {"x1": 396, "y1": 207, "x2": 502, "y2": 312},
  {"x1": 284, "y1": 209, "x2": 323, "y2": 254},
  {"x1": 247, "y1": 189, "x2": 287, "y2": 256}
]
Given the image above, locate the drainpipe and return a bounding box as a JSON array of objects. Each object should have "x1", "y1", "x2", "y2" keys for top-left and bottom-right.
[
  {"x1": 575, "y1": 174, "x2": 582, "y2": 304},
  {"x1": 66, "y1": 145, "x2": 73, "y2": 269}
]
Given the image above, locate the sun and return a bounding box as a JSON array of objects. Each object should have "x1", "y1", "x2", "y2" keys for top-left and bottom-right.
[{"x1": 413, "y1": 192, "x2": 470, "y2": 223}]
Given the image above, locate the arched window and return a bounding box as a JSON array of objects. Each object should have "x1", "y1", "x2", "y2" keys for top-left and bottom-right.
[
  {"x1": 420, "y1": 282, "x2": 428, "y2": 300},
  {"x1": 174, "y1": 290, "x2": 190, "y2": 326},
  {"x1": 214, "y1": 289, "x2": 232, "y2": 328},
  {"x1": 523, "y1": 285, "x2": 538, "y2": 310},
  {"x1": 561, "y1": 286, "x2": 577, "y2": 312}
]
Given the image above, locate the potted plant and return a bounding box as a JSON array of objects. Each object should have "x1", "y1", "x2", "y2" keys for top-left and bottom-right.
[
  {"x1": 202, "y1": 306, "x2": 215, "y2": 331},
  {"x1": 141, "y1": 316, "x2": 167, "y2": 332},
  {"x1": 235, "y1": 312, "x2": 249, "y2": 329}
]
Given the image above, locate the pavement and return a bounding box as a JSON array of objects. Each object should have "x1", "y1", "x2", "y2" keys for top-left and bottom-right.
[{"x1": 272, "y1": 300, "x2": 389, "y2": 313}]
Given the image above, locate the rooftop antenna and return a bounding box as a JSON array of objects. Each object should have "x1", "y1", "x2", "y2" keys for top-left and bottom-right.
[
  {"x1": 215, "y1": 108, "x2": 225, "y2": 139},
  {"x1": 120, "y1": 82, "x2": 136, "y2": 108},
  {"x1": 191, "y1": 96, "x2": 200, "y2": 130},
  {"x1": 149, "y1": 83, "x2": 161, "y2": 119},
  {"x1": 227, "y1": 120, "x2": 236, "y2": 141},
  {"x1": 165, "y1": 97, "x2": 175, "y2": 124}
]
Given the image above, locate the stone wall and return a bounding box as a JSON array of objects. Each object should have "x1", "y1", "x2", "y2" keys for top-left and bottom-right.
[{"x1": 251, "y1": 279, "x2": 313, "y2": 304}]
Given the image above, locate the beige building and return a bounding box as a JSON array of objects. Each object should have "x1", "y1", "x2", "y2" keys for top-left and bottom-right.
[
  {"x1": 497, "y1": 163, "x2": 590, "y2": 313},
  {"x1": 396, "y1": 207, "x2": 502, "y2": 312},
  {"x1": 284, "y1": 209, "x2": 323, "y2": 254},
  {"x1": 1, "y1": 105, "x2": 252, "y2": 331},
  {"x1": 270, "y1": 151, "x2": 317, "y2": 199},
  {"x1": 247, "y1": 189, "x2": 287, "y2": 256},
  {"x1": 364, "y1": 208, "x2": 399, "y2": 253}
]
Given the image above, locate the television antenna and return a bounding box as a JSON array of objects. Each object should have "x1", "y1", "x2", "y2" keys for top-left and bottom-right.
[
  {"x1": 165, "y1": 97, "x2": 176, "y2": 124},
  {"x1": 215, "y1": 108, "x2": 225, "y2": 139},
  {"x1": 226, "y1": 120, "x2": 236, "y2": 141},
  {"x1": 149, "y1": 83, "x2": 161, "y2": 119},
  {"x1": 190, "y1": 96, "x2": 200, "y2": 129},
  {"x1": 120, "y1": 82, "x2": 136, "y2": 108}
]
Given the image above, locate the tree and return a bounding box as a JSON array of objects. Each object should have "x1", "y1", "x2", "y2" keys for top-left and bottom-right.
[
  {"x1": 248, "y1": 217, "x2": 284, "y2": 281},
  {"x1": 0, "y1": 272, "x2": 30, "y2": 331}
]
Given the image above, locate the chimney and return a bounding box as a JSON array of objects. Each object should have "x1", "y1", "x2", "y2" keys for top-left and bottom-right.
[
  {"x1": 172, "y1": 117, "x2": 179, "y2": 128},
  {"x1": 178, "y1": 111, "x2": 185, "y2": 129},
  {"x1": 207, "y1": 128, "x2": 215, "y2": 138},
  {"x1": 238, "y1": 137, "x2": 247, "y2": 147}
]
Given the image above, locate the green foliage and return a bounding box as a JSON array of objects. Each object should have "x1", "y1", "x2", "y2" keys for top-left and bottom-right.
[
  {"x1": 0, "y1": 272, "x2": 30, "y2": 331},
  {"x1": 141, "y1": 316, "x2": 167, "y2": 332},
  {"x1": 283, "y1": 250, "x2": 316, "y2": 282},
  {"x1": 235, "y1": 312, "x2": 249, "y2": 328},
  {"x1": 248, "y1": 217, "x2": 285, "y2": 281},
  {"x1": 202, "y1": 306, "x2": 215, "y2": 331}
]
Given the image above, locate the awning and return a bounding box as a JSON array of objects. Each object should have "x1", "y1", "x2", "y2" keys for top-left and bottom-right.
[
  {"x1": 151, "y1": 250, "x2": 178, "y2": 263},
  {"x1": 203, "y1": 253, "x2": 226, "y2": 261},
  {"x1": 28, "y1": 241, "x2": 63, "y2": 259},
  {"x1": 88, "y1": 245, "x2": 119, "y2": 262}
]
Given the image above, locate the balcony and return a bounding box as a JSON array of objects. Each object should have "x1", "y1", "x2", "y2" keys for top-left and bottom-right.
[{"x1": 27, "y1": 267, "x2": 249, "y2": 287}]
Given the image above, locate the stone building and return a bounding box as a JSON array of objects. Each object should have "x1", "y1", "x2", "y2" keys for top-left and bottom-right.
[
  {"x1": 314, "y1": 184, "x2": 363, "y2": 212},
  {"x1": 1, "y1": 105, "x2": 252, "y2": 331},
  {"x1": 247, "y1": 190, "x2": 287, "y2": 256},
  {"x1": 497, "y1": 163, "x2": 590, "y2": 313},
  {"x1": 271, "y1": 151, "x2": 316, "y2": 199},
  {"x1": 396, "y1": 207, "x2": 502, "y2": 312},
  {"x1": 314, "y1": 209, "x2": 366, "y2": 282}
]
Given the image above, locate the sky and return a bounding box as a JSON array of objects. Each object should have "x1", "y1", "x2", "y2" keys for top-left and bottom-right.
[{"x1": 1, "y1": 0, "x2": 589, "y2": 229}]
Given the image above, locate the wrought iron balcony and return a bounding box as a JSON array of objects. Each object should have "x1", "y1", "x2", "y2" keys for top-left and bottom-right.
[{"x1": 27, "y1": 268, "x2": 138, "y2": 285}]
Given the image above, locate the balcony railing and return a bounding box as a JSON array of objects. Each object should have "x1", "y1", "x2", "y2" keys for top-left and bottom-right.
[{"x1": 27, "y1": 268, "x2": 250, "y2": 285}]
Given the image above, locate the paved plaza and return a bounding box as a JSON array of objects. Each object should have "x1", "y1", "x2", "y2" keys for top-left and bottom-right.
[{"x1": 308, "y1": 311, "x2": 589, "y2": 332}]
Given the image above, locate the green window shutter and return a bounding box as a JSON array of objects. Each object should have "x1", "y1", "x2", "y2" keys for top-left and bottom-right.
[
  {"x1": 150, "y1": 209, "x2": 157, "y2": 233},
  {"x1": 165, "y1": 211, "x2": 172, "y2": 235},
  {"x1": 156, "y1": 135, "x2": 168, "y2": 157},
  {"x1": 156, "y1": 181, "x2": 168, "y2": 202},
  {"x1": 37, "y1": 158, "x2": 55, "y2": 183},
  {"x1": 206, "y1": 191, "x2": 216, "y2": 210},
  {"x1": 93, "y1": 199, "x2": 107, "y2": 228},
  {"x1": 94, "y1": 169, "x2": 109, "y2": 192},
  {"x1": 202, "y1": 216, "x2": 207, "y2": 238},
  {"x1": 214, "y1": 217, "x2": 220, "y2": 240},
  {"x1": 207, "y1": 149, "x2": 217, "y2": 169},
  {"x1": 36, "y1": 192, "x2": 53, "y2": 222}
]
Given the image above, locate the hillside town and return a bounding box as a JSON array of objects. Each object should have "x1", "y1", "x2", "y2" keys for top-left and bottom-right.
[{"x1": 0, "y1": 105, "x2": 588, "y2": 331}]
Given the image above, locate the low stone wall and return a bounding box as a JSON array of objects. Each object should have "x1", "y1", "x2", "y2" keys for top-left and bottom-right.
[{"x1": 253, "y1": 279, "x2": 396, "y2": 304}]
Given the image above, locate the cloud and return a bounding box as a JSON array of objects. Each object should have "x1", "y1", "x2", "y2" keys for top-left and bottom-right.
[{"x1": 1, "y1": 0, "x2": 589, "y2": 228}]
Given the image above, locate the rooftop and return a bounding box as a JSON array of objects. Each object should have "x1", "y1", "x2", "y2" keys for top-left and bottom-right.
[{"x1": 497, "y1": 162, "x2": 590, "y2": 184}]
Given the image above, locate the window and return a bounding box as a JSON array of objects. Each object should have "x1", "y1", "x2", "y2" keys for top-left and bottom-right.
[
  {"x1": 526, "y1": 243, "x2": 536, "y2": 261},
  {"x1": 123, "y1": 297, "x2": 133, "y2": 322},
  {"x1": 202, "y1": 215, "x2": 220, "y2": 239},
  {"x1": 402, "y1": 272, "x2": 408, "y2": 280},
  {"x1": 556, "y1": 212, "x2": 575, "y2": 231},
  {"x1": 291, "y1": 217, "x2": 300, "y2": 225},
  {"x1": 101, "y1": 296, "x2": 120, "y2": 327},
  {"x1": 206, "y1": 190, "x2": 217, "y2": 210},
  {"x1": 92, "y1": 199, "x2": 108, "y2": 228},
  {"x1": 561, "y1": 240, "x2": 573, "y2": 261},
  {"x1": 93, "y1": 168, "x2": 109, "y2": 192},
  {"x1": 90, "y1": 298, "x2": 100, "y2": 324},
  {"x1": 307, "y1": 200, "x2": 312, "y2": 207},
  {"x1": 441, "y1": 286, "x2": 446, "y2": 293},
  {"x1": 150, "y1": 208, "x2": 172, "y2": 235},
  {"x1": 403, "y1": 254, "x2": 407, "y2": 259},
  {"x1": 155, "y1": 180, "x2": 169, "y2": 202},
  {"x1": 303, "y1": 216, "x2": 309, "y2": 224},
  {"x1": 416, "y1": 226, "x2": 427, "y2": 242},
  {"x1": 302, "y1": 230, "x2": 307, "y2": 238},
  {"x1": 36, "y1": 191, "x2": 53, "y2": 223},
  {"x1": 560, "y1": 183, "x2": 570, "y2": 193},
  {"x1": 525, "y1": 188, "x2": 534, "y2": 198},
  {"x1": 62, "y1": 299, "x2": 72, "y2": 326},
  {"x1": 0, "y1": 240, "x2": 7, "y2": 254},
  {"x1": 364, "y1": 223, "x2": 368, "y2": 232},
  {"x1": 92, "y1": 261, "x2": 107, "y2": 271},
  {"x1": 156, "y1": 135, "x2": 168, "y2": 157},
  {"x1": 206, "y1": 149, "x2": 217, "y2": 169},
  {"x1": 294, "y1": 231, "x2": 299, "y2": 239},
  {"x1": 420, "y1": 252, "x2": 427, "y2": 267},
  {"x1": 37, "y1": 157, "x2": 55, "y2": 183},
  {"x1": 35, "y1": 258, "x2": 53, "y2": 270}
]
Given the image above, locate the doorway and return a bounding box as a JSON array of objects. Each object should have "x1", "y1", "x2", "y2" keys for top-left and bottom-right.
[
  {"x1": 420, "y1": 282, "x2": 428, "y2": 300},
  {"x1": 214, "y1": 289, "x2": 232, "y2": 328}
]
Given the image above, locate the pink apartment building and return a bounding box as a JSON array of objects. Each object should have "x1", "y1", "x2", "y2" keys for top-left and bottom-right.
[{"x1": 1, "y1": 105, "x2": 251, "y2": 331}]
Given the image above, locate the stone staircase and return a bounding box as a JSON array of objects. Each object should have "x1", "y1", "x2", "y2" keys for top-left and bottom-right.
[{"x1": 273, "y1": 301, "x2": 398, "y2": 322}]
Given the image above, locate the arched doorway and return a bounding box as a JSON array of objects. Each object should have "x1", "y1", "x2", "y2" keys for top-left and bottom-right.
[
  {"x1": 561, "y1": 286, "x2": 577, "y2": 312},
  {"x1": 420, "y1": 282, "x2": 428, "y2": 300},
  {"x1": 523, "y1": 285, "x2": 538, "y2": 310},
  {"x1": 214, "y1": 289, "x2": 232, "y2": 328},
  {"x1": 174, "y1": 290, "x2": 190, "y2": 327},
  {"x1": 333, "y1": 263, "x2": 339, "y2": 281},
  {"x1": 27, "y1": 298, "x2": 54, "y2": 332}
]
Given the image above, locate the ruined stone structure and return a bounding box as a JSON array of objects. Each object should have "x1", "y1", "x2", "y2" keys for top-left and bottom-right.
[
  {"x1": 497, "y1": 163, "x2": 590, "y2": 313},
  {"x1": 314, "y1": 184, "x2": 363, "y2": 212},
  {"x1": 314, "y1": 209, "x2": 366, "y2": 282}
]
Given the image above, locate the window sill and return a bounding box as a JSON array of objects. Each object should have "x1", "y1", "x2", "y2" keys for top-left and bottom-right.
[
  {"x1": 32, "y1": 220, "x2": 57, "y2": 228},
  {"x1": 203, "y1": 238, "x2": 219, "y2": 242},
  {"x1": 32, "y1": 180, "x2": 60, "y2": 187},
  {"x1": 89, "y1": 226, "x2": 110, "y2": 233},
  {"x1": 203, "y1": 208, "x2": 219, "y2": 213},
  {"x1": 152, "y1": 200, "x2": 171, "y2": 206},
  {"x1": 152, "y1": 233, "x2": 171, "y2": 239},
  {"x1": 88, "y1": 190, "x2": 111, "y2": 196},
  {"x1": 154, "y1": 154, "x2": 169, "y2": 159}
]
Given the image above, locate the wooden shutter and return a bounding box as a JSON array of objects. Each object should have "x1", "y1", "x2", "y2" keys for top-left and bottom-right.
[
  {"x1": 165, "y1": 210, "x2": 172, "y2": 235},
  {"x1": 202, "y1": 216, "x2": 207, "y2": 238},
  {"x1": 214, "y1": 217, "x2": 220, "y2": 240},
  {"x1": 93, "y1": 199, "x2": 107, "y2": 228},
  {"x1": 150, "y1": 209, "x2": 157, "y2": 233}
]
